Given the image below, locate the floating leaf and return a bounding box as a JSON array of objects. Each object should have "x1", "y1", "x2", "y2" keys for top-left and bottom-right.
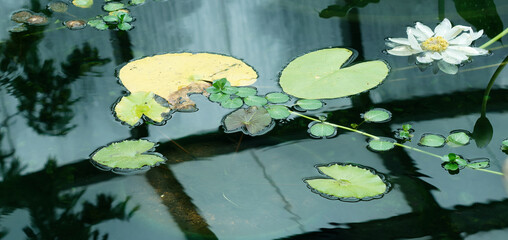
[
  {"x1": 368, "y1": 138, "x2": 395, "y2": 152},
  {"x1": 90, "y1": 139, "x2": 165, "y2": 173},
  {"x1": 130, "y1": 0, "x2": 146, "y2": 5},
  {"x1": 446, "y1": 131, "x2": 470, "y2": 147},
  {"x1": 501, "y1": 139, "x2": 508, "y2": 152},
  {"x1": 114, "y1": 91, "x2": 170, "y2": 126},
  {"x1": 223, "y1": 106, "x2": 273, "y2": 136},
  {"x1": 103, "y1": 2, "x2": 125, "y2": 12},
  {"x1": 467, "y1": 159, "x2": 490, "y2": 169},
  {"x1": 265, "y1": 105, "x2": 291, "y2": 119},
  {"x1": 118, "y1": 22, "x2": 132, "y2": 31},
  {"x1": 64, "y1": 20, "x2": 87, "y2": 30},
  {"x1": 26, "y1": 15, "x2": 49, "y2": 25},
  {"x1": 167, "y1": 81, "x2": 211, "y2": 112},
  {"x1": 235, "y1": 87, "x2": 257, "y2": 97},
  {"x1": 443, "y1": 162, "x2": 459, "y2": 171},
  {"x1": 295, "y1": 99, "x2": 323, "y2": 110},
  {"x1": 244, "y1": 95, "x2": 268, "y2": 107},
  {"x1": 419, "y1": 134, "x2": 446, "y2": 147},
  {"x1": 209, "y1": 92, "x2": 230, "y2": 103},
  {"x1": 279, "y1": 48, "x2": 389, "y2": 99},
  {"x1": 221, "y1": 98, "x2": 243, "y2": 109},
  {"x1": 88, "y1": 19, "x2": 108, "y2": 30},
  {"x1": 118, "y1": 53, "x2": 257, "y2": 105},
  {"x1": 308, "y1": 122, "x2": 336, "y2": 138},
  {"x1": 265, "y1": 92, "x2": 290, "y2": 103},
  {"x1": 222, "y1": 86, "x2": 238, "y2": 95},
  {"x1": 362, "y1": 108, "x2": 392, "y2": 123},
  {"x1": 48, "y1": 1, "x2": 69, "y2": 12},
  {"x1": 11, "y1": 11, "x2": 33, "y2": 23},
  {"x1": 73, "y1": 0, "x2": 93, "y2": 8},
  {"x1": 103, "y1": 15, "x2": 119, "y2": 23},
  {"x1": 304, "y1": 163, "x2": 389, "y2": 201}
]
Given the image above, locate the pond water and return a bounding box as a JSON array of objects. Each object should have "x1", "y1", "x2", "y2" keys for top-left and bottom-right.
[{"x1": 1, "y1": 0, "x2": 508, "y2": 239}]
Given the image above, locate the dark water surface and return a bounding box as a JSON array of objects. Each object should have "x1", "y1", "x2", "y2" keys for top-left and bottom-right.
[{"x1": 1, "y1": 0, "x2": 508, "y2": 239}]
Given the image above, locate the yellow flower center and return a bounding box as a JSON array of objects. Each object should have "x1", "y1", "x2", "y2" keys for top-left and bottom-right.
[{"x1": 421, "y1": 36, "x2": 449, "y2": 52}]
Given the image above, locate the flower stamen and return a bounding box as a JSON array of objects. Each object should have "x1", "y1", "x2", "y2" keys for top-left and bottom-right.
[{"x1": 421, "y1": 36, "x2": 449, "y2": 52}]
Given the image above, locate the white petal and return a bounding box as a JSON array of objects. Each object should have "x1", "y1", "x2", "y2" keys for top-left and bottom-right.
[
  {"x1": 416, "y1": 53, "x2": 433, "y2": 63},
  {"x1": 415, "y1": 22, "x2": 434, "y2": 38},
  {"x1": 444, "y1": 25, "x2": 472, "y2": 40},
  {"x1": 443, "y1": 49, "x2": 468, "y2": 61},
  {"x1": 407, "y1": 27, "x2": 428, "y2": 41},
  {"x1": 434, "y1": 18, "x2": 452, "y2": 37},
  {"x1": 429, "y1": 52, "x2": 442, "y2": 60},
  {"x1": 441, "y1": 52, "x2": 462, "y2": 64},
  {"x1": 437, "y1": 60, "x2": 458, "y2": 74},
  {"x1": 469, "y1": 30, "x2": 483, "y2": 41},
  {"x1": 448, "y1": 33, "x2": 471, "y2": 45},
  {"x1": 387, "y1": 38, "x2": 410, "y2": 45},
  {"x1": 407, "y1": 29, "x2": 422, "y2": 51},
  {"x1": 448, "y1": 46, "x2": 489, "y2": 56},
  {"x1": 387, "y1": 46, "x2": 418, "y2": 56}
]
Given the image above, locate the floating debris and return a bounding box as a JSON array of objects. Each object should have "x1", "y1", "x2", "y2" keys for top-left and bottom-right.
[
  {"x1": 26, "y1": 15, "x2": 49, "y2": 25},
  {"x1": 9, "y1": 24, "x2": 28, "y2": 33},
  {"x1": 47, "y1": 1, "x2": 69, "y2": 13},
  {"x1": 11, "y1": 10, "x2": 33, "y2": 23},
  {"x1": 64, "y1": 20, "x2": 87, "y2": 30}
]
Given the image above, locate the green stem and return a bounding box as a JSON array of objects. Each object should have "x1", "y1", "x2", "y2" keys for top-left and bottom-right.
[
  {"x1": 480, "y1": 28, "x2": 508, "y2": 49},
  {"x1": 289, "y1": 111, "x2": 504, "y2": 176},
  {"x1": 481, "y1": 55, "x2": 508, "y2": 117}
]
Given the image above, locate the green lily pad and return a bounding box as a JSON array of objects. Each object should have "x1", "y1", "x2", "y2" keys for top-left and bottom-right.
[
  {"x1": 368, "y1": 138, "x2": 395, "y2": 152},
  {"x1": 48, "y1": 1, "x2": 69, "y2": 12},
  {"x1": 265, "y1": 92, "x2": 290, "y2": 103},
  {"x1": 467, "y1": 159, "x2": 490, "y2": 169},
  {"x1": 265, "y1": 105, "x2": 291, "y2": 119},
  {"x1": 235, "y1": 87, "x2": 257, "y2": 97},
  {"x1": 295, "y1": 99, "x2": 323, "y2": 110},
  {"x1": 73, "y1": 0, "x2": 93, "y2": 8},
  {"x1": 130, "y1": 0, "x2": 146, "y2": 5},
  {"x1": 221, "y1": 98, "x2": 243, "y2": 109},
  {"x1": 308, "y1": 122, "x2": 336, "y2": 138},
  {"x1": 223, "y1": 106, "x2": 273, "y2": 136},
  {"x1": 244, "y1": 95, "x2": 268, "y2": 107},
  {"x1": 501, "y1": 139, "x2": 508, "y2": 151},
  {"x1": 103, "y1": 15, "x2": 119, "y2": 23},
  {"x1": 446, "y1": 131, "x2": 471, "y2": 147},
  {"x1": 304, "y1": 163, "x2": 390, "y2": 201},
  {"x1": 279, "y1": 48, "x2": 389, "y2": 99},
  {"x1": 90, "y1": 139, "x2": 166, "y2": 173},
  {"x1": 88, "y1": 19, "x2": 108, "y2": 30},
  {"x1": 118, "y1": 22, "x2": 132, "y2": 31},
  {"x1": 103, "y1": 2, "x2": 125, "y2": 12},
  {"x1": 114, "y1": 91, "x2": 170, "y2": 127},
  {"x1": 362, "y1": 108, "x2": 392, "y2": 123},
  {"x1": 419, "y1": 134, "x2": 446, "y2": 147},
  {"x1": 209, "y1": 92, "x2": 230, "y2": 103}
]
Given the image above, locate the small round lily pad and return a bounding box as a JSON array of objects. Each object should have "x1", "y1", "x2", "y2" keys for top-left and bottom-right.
[
  {"x1": 244, "y1": 95, "x2": 268, "y2": 107},
  {"x1": 235, "y1": 87, "x2": 257, "y2": 97},
  {"x1": 362, "y1": 108, "x2": 392, "y2": 123},
  {"x1": 446, "y1": 131, "x2": 471, "y2": 147},
  {"x1": 223, "y1": 106, "x2": 274, "y2": 136},
  {"x1": 304, "y1": 163, "x2": 390, "y2": 201},
  {"x1": 367, "y1": 138, "x2": 395, "y2": 152},
  {"x1": 308, "y1": 122, "x2": 336, "y2": 138},
  {"x1": 265, "y1": 92, "x2": 290, "y2": 103},
  {"x1": 265, "y1": 105, "x2": 291, "y2": 119},
  {"x1": 295, "y1": 99, "x2": 323, "y2": 110},
  {"x1": 419, "y1": 134, "x2": 446, "y2": 147}
]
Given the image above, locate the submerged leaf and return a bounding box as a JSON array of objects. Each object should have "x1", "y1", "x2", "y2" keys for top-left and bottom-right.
[
  {"x1": 114, "y1": 91, "x2": 170, "y2": 126},
  {"x1": 308, "y1": 122, "x2": 336, "y2": 138},
  {"x1": 90, "y1": 139, "x2": 165, "y2": 173},
  {"x1": 119, "y1": 53, "x2": 257, "y2": 104},
  {"x1": 73, "y1": 0, "x2": 93, "y2": 8},
  {"x1": 279, "y1": 48, "x2": 389, "y2": 99},
  {"x1": 265, "y1": 105, "x2": 291, "y2": 119},
  {"x1": 419, "y1": 134, "x2": 446, "y2": 147},
  {"x1": 304, "y1": 163, "x2": 389, "y2": 201},
  {"x1": 362, "y1": 108, "x2": 392, "y2": 123},
  {"x1": 223, "y1": 106, "x2": 273, "y2": 136}
]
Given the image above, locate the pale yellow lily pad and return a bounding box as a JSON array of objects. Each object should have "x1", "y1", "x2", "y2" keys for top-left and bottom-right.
[{"x1": 118, "y1": 53, "x2": 258, "y2": 105}]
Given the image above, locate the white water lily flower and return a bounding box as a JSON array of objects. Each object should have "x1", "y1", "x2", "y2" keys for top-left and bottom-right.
[{"x1": 386, "y1": 18, "x2": 488, "y2": 74}]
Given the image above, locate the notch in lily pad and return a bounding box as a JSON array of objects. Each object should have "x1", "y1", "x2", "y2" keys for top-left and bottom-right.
[
  {"x1": 419, "y1": 134, "x2": 446, "y2": 147},
  {"x1": 113, "y1": 91, "x2": 171, "y2": 127},
  {"x1": 368, "y1": 138, "x2": 395, "y2": 152},
  {"x1": 308, "y1": 122, "x2": 337, "y2": 138},
  {"x1": 303, "y1": 163, "x2": 390, "y2": 202},
  {"x1": 446, "y1": 130, "x2": 471, "y2": 147},
  {"x1": 223, "y1": 106, "x2": 274, "y2": 136},
  {"x1": 362, "y1": 108, "x2": 392, "y2": 123},
  {"x1": 90, "y1": 139, "x2": 166, "y2": 174}
]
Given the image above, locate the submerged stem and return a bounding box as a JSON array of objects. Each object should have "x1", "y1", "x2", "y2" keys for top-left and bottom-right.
[
  {"x1": 289, "y1": 111, "x2": 504, "y2": 176},
  {"x1": 480, "y1": 28, "x2": 508, "y2": 49}
]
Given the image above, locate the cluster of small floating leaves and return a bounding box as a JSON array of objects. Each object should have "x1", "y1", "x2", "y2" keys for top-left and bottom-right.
[
  {"x1": 304, "y1": 163, "x2": 390, "y2": 201},
  {"x1": 9, "y1": 10, "x2": 48, "y2": 32},
  {"x1": 395, "y1": 123, "x2": 414, "y2": 141},
  {"x1": 440, "y1": 153, "x2": 489, "y2": 174},
  {"x1": 90, "y1": 139, "x2": 166, "y2": 174},
  {"x1": 502, "y1": 139, "x2": 508, "y2": 153},
  {"x1": 419, "y1": 131, "x2": 471, "y2": 148}
]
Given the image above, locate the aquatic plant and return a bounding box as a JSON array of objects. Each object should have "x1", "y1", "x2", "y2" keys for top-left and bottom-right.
[
  {"x1": 223, "y1": 106, "x2": 274, "y2": 136},
  {"x1": 304, "y1": 163, "x2": 390, "y2": 201},
  {"x1": 72, "y1": 0, "x2": 93, "y2": 8},
  {"x1": 395, "y1": 124, "x2": 414, "y2": 141},
  {"x1": 419, "y1": 134, "x2": 446, "y2": 147},
  {"x1": 113, "y1": 91, "x2": 171, "y2": 127}
]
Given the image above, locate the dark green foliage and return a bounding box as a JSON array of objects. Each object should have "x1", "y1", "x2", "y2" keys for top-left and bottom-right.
[
  {"x1": 320, "y1": 0, "x2": 380, "y2": 18},
  {"x1": 453, "y1": 0, "x2": 504, "y2": 39}
]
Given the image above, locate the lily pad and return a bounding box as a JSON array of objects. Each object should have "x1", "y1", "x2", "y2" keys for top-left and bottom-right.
[
  {"x1": 118, "y1": 53, "x2": 257, "y2": 104},
  {"x1": 295, "y1": 99, "x2": 323, "y2": 110},
  {"x1": 279, "y1": 48, "x2": 389, "y2": 99},
  {"x1": 48, "y1": 1, "x2": 68, "y2": 12},
  {"x1": 223, "y1": 106, "x2": 274, "y2": 136},
  {"x1": 308, "y1": 122, "x2": 336, "y2": 138},
  {"x1": 113, "y1": 91, "x2": 170, "y2": 126},
  {"x1": 90, "y1": 139, "x2": 166, "y2": 174},
  {"x1": 265, "y1": 92, "x2": 290, "y2": 103},
  {"x1": 130, "y1": 0, "x2": 146, "y2": 5},
  {"x1": 265, "y1": 105, "x2": 291, "y2": 119},
  {"x1": 304, "y1": 163, "x2": 390, "y2": 201},
  {"x1": 362, "y1": 108, "x2": 392, "y2": 123},
  {"x1": 501, "y1": 139, "x2": 508, "y2": 152},
  {"x1": 419, "y1": 134, "x2": 446, "y2": 147},
  {"x1": 73, "y1": 0, "x2": 93, "y2": 8},
  {"x1": 88, "y1": 19, "x2": 108, "y2": 30},
  {"x1": 446, "y1": 131, "x2": 471, "y2": 147},
  {"x1": 244, "y1": 95, "x2": 268, "y2": 107},
  {"x1": 221, "y1": 98, "x2": 243, "y2": 109},
  {"x1": 167, "y1": 81, "x2": 211, "y2": 112},
  {"x1": 467, "y1": 159, "x2": 490, "y2": 169},
  {"x1": 368, "y1": 138, "x2": 395, "y2": 152},
  {"x1": 103, "y1": 2, "x2": 125, "y2": 12},
  {"x1": 209, "y1": 92, "x2": 230, "y2": 103},
  {"x1": 235, "y1": 87, "x2": 257, "y2": 97},
  {"x1": 118, "y1": 22, "x2": 132, "y2": 31}
]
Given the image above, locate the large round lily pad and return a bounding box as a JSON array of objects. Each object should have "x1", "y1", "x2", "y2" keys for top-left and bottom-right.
[
  {"x1": 279, "y1": 48, "x2": 389, "y2": 99},
  {"x1": 118, "y1": 53, "x2": 258, "y2": 102}
]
